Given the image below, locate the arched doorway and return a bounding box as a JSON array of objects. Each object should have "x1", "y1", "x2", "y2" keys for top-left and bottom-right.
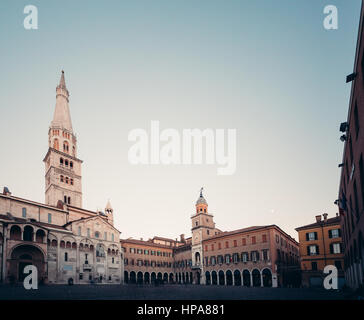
[
  {"x1": 151, "y1": 272, "x2": 156, "y2": 284},
  {"x1": 137, "y1": 271, "x2": 143, "y2": 284},
  {"x1": 205, "y1": 271, "x2": 211, "y2": 285},
  {"x1": 163, "y1": 273, "x2": 168, "y2": 283},
  {"x1": 243, "y1": 270, "x2": 251, "y2": 287},
  {"x1": 226, "y1": 270, "x2": 233, "y2": 286},
  {"x1": 196, "y1": 272, "x2": 201, "y2": 285},
  {"x1": 9, "y1": 226, "x2": 21, "y2": 240},
  {"x1": 130, "y1": 271, "x2": 136, "y2": 284},
  {"x1": 234, "y1": 270, "x2": 241, "y2": 286},
  {"x1": 124, "y1": 271, "x2": 129, "y2": 283},
  {"x1": 185, "y1": 272, "x2": 189, "y2": 284},
  {"x1": 35, "y1": 230, "x2": 46, "y2": 244},
  {"x1": 252, "y1": 269, "x2": 261, "y2": 287},
  {"x1": 262, "y1": 268, "x2": 272, "y2": 287},
  {"x1": 218, "y1": 270, "x2": 225, "y2": 285},
  {"x1": 211, "y1": 271, "x2": 218, "y2": 285},
  {"x1": 169, "y1": 273, "x2": 174, "y2": 283},
  {"x1": 144, "y1": 272, "x2": 150, "y2": 284},
  {"x1": 157, "y1": 272, "x2": 162, "y2": 283},
  {"x1": 9, "y1": 244, "x2": 45, "y2": 283}
]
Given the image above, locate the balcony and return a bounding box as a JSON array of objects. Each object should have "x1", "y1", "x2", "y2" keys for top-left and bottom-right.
[
  {"x1": 191, "y1": 263, "x2": 201, "y2": 270},
  {"x1": 83, "y1": 264, "x2": 92, "y2": 271}
]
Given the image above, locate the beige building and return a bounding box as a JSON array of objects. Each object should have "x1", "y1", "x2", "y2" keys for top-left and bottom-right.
[
  {"x1": 122, "y1": 190, "x2": 301, "y2": 287},
  {"x1": 0, "y1": 72, "x2": 122, "y2": 285}
]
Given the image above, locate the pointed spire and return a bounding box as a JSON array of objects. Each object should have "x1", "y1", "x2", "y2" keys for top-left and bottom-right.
[
  {"x1": 51, "y1": 70, "x2": 73, "y2": 132},
  {"x1": 196, "y1": 187, "x2": 207, "y2": 205},
  {"x1": 58, "y1": 70, "x2": 66, "y2": 89},
  {"x1": 105, "y1": 199, "x2": 113, "y2": 210}
]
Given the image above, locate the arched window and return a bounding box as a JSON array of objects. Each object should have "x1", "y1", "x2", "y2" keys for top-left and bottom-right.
[
  {"x1": 65, "y1": 160, "x2": 69, "y2": 166},
  {"x1": 60, "y1": 175, "x2": 64, "y2": 183},
  {"x1": 60, "y1": 158, "x2": 63, "y2": 165},
  {"x1": 70, "y1": 179, "x2": 74, "y2": 185},
  {"x1": 68, "y1": 197, "x2": 71, "y2": 205},
  {"x1": 65, "y1": 177, "x2": 69, "y2": 184},
  {"x1": 70, "y1": 161, "x2": 73, "y2": 168},
  {"x1": 63, "y1": 141, "x2": 69, "y2": 153},
  {"x1": 53, "y1": 138, "x2": 59, "y2": 150}
]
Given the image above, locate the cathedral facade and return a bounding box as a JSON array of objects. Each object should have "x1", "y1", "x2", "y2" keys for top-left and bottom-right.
[
  {"x1": 0, "y1": 72, "x2": 300, "y2": 287},
  {"x1": 0, "y1": 72, "x2": 123, "y2": 285}
]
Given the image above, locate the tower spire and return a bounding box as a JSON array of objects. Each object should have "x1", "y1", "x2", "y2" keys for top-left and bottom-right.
[{"x1": 51, "y1": 70, "x2": 73, "y2": 132}]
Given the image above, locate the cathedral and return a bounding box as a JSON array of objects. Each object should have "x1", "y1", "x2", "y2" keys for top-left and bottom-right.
[{"x1": 0, "y1": 72, "x2": 300, "y2": 287}]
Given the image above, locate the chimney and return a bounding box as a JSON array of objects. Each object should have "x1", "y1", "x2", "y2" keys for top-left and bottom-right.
[
  {"x1": 140, "y1": 238, "x2": 143, "y2": 241},
  {"x1": 180, "y1": 234, "x2": 185, "y2": 243},
  {"x1": 336, "y1": 212, "x2": 339, "y2": 217},
  {"x1": 323, "y1": 213, "x2": 328, "y2": 222},
  {"x1": 315, "y1": 215, "x2": 322, "y2": 223}
]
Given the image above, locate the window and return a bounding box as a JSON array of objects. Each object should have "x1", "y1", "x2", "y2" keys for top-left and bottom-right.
[
  {"x1": 251, "y1": 251, "x2": 259, "y2": 262},
  {"x1": 60, "y1": 158, "x2": 63, "y2": 165},
  {"x1": 330, "y1": 243, "x2": 342, "y2": 254},
  {"x1": 112, "y1": 234, "x2": 114, "y2": 242},
  {"x1": 242, "y1": 238, "x2": 246, "y2": 246},
  {"x1": 53, "y1": 138, "x2": 59, "y2": 150},
  {"x1": 48, "y1": 213, "x2": 52, "y2": 223},
  {"x1": 233, "y1": 253, "x2": 239, "y2": 263},
  {"x1": 252, "y1": 236, "x2": 256, "y2": 244},
  {"x1": 307, "y1": 245, "x2": 319, "y2": 256},
  {"x1": 22, "y1": 208, "x2": 26, "y2": 218},
  {"x1": 207, "y1": 230, "x2": 209, "y2": 235},
  {"x1": 70, "y1": 179, "x2": 74, "y2": 185},
  {"x1": 262, "y1": 234, "x2": 267, "y2": 243},
  {"x1": 211, "y1": 244, "x2": 214, "y2": 251},
  {"x1": 311, "y1": 262, "x2": 317, "y2": 270},
  {"x1": 78, "y1": 226, "x2": 81, "y2": 236},
  {"x1": 60, "y1": 175, "x2": 64, "y2": 183},
  {"x1": 233, "y1": 240, "x2": 237, "y2": 247},
  {"x1": 70, "y1": 161, "x2": 73, "y2": 168},
  {"x1": 262, "y1": 249, "x2": 269, "y2": 261},
  {"x1": 112, "y1": 257, "x2": 114, "y2": 264},
  {"x1": 217, "y1": 255, "x2": 223, "y2": 264},
  {"x1": 67, "y1": 197, "x2": 71, "y2": 205},
  {"x1": 211, "y1": 256, "x2": 216, "y2": 265},
  {"x1": 64, "y1": 252, "x2": 68, "y2": 262},
  {"x1": 104, "y1": 232, "x2": 107, "y2": 240},
  {"x1": 275, "y1": 235, "x2": 279, "y2": 243},
  {"x1": 87, "y1": 228, "x2": 90, "y2": 237},
  {"x1": 225, "y1": 241, "x2": 229, "y2": 248},
  {"x1": 218, "y1": 243, "x2": 221, "y2": 250},
  {"x1": 241, "y1": 252, "x2": 249, "y2": 262},
  {"x1": 329, "y1": 229, "x2": 340, "y2": 239},
  {"x1": 95, "y1": 231, "x2": 100, "y2": 238},
  {"x1": 306, "y1": 232, "x2": 317, "y2": 241},
  {"x1": 225, "y1": 254, "x2": 231, "y2": 264}
]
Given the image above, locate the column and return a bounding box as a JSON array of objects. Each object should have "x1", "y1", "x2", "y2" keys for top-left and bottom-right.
[
  {"x1": 1, "y1": 226, "x2": 7, "y2": 283},
  {"x1": 56, "y1": 239, "x2": 60, "y2": 282},
  {"x1": 250, "y1": 272, "x2": 253, "y2": 287},
  {"x1": 76, "y1": 242, "x2": 80, "y2": 284},
  {"x1": 260, "y1": 272, "x2": 264, "y2": 287}
]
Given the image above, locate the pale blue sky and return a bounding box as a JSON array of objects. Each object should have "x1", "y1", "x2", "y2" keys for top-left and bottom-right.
[{"x1": 0, "y1": 0, "x2": 362, "y2": 241}]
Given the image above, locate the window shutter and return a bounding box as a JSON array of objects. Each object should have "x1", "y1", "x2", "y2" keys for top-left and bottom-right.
[
  {"x1": 316, "y1": 245, "x2": 320, "y2": 254},
  {"x1": 314, "y1": 232, "x2": 318, "y2": 240},
  {"x1": 330, "y1": 244, "x2": 333, "y2": 254},
  {"x1": 307, "y1": 246, "x2": 310, "y2": 255},
  {"x1": 328, "y1": 230, "x2": 332, "y2": 238},
  {"x1": 306, "y1": 233, "x2": 309, "y2": 241},
  {"x1": 338, "y1": 229, "x2": 342, "y2": 237}
]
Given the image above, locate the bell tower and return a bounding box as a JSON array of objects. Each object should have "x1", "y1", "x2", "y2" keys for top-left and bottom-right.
[{"x1": 43, "y1": 71, "x2": 83, "y2": 208}]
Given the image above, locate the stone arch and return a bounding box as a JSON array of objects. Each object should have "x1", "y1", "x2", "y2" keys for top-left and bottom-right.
[
  {"x1": 9, "y1": 225, "x2": 21, "y2": 240},
  {"x1": 144, "y1": 272, "x2": 150, "y2": 284},
  {"x1": 157, "y1": 272, "x2": 163, "y2": 282},
  {"x1": 242, "y1": 269, "x2": 251, "y2": 287},
  {"x1": 195, "y1": 252, "x2": 201, "y2": 264},
  {"x1": 151, "y1": 272, "x2": 156, "y2": 284},
  {"x1": 185, "y1": 272, "x2": 189, "y2": 284},
  {"x1": 205, "y1": 271, "x2": 211, "y2": 285},
  {"x1": 234, "y1": 269, "x2": 241, "y2": 286},
  {"x1": 9, "y1": 244, "x2": 46, "y2": 283},
  {"x1": 252, "y1": 269, "x2": 261, "y2": 287},
  {"x1": 169, "y1": 273, "x2": 174, "y2": 283},
  {"x1": 23, "y1": 225, "x2": 34, "y2": 242},
  {"x1": 211, "y1": 270, "x2": 218, "y2": 285},
  {"x1": 130, "y1": 271, "x2": 136, "y2": 284},
  {"x1": 163, "y1": 273, "x2": 168, "y2": 283},
  {"x1": 137, "y1": 271, "x2": 143, "y2": 284},
  {"x1": 35, "y1": 229, "x2": 46, "y2": 243},
  {"x1": 262, "y1": 268, "x2": 272, "y2": 287},
  {"x1": 226, "y1": 270, "x2": 233, "y2": 286},
  {"x1": 218, "y1": 270, "x2": 225, "y2": 285}
]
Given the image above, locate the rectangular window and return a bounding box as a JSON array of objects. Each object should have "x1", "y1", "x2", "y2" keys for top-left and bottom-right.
[
  {"x1": 332, "y1": 243, "x2": 342, "y2": 254},
  {"x1": 218, "y1": 243, "x2": 221, "y2": 250},
  {"x1": 112, "y1": 234, "x2": 114, "y2": 242},
  {"x1": 242, "y1": 238, "x2": 246, "y2": 246},
  {"x1": 211, "y1": 244, "x2": 214, "y2": 251},
  {"x1": 262, "y1": 234, "x2": 267, "y2": 243},
  {"x1": 330, "y1": 229, "x2": 340, "y2": 239},
  {"x1": 306, "y1": 232, "x2": 317, "y2": 241},
  {"x1": 87, "y1": 228, "x2": 90, "y2": 238},
  {"x1": 22, "y1": 208, "x2": 26, "y2": 218},
  {"x1": 263, "y1": 249, "x2": 269, "y2": 261},
  {"x1": 48, "y1": 213, "x2": 52, "y2": 223},
  {"x1": 225, "y1": 241, "x2": 229, "y2": 248},
  {"x1": 233, "y1": 240, "x2": 237, "y2": 247},
  {"x1": 252, "y1": 236, "x2": 256, "y2": 244},
  {"x1": 104, "y1": 232, "x2": 107, "y2": 240},
  {"x1": 308, "y1": 245, "x2": 318, "y2": 255}
]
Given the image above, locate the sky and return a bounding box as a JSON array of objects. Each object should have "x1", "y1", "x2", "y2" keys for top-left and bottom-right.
[{"x1": 0, "y1": 0, "x2": 362, "y2": 242}]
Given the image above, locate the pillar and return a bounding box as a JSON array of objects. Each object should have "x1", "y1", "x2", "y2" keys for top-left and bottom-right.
[
  {"x1": 260, "y1": 272, "x2": 264, "y2": 287},
  {"x1": 1, "y1": 226, "x2": 7, "y2": 283},
  {"x1": 250, "y1": 272, "x2": 253, "y2": 287},
  {"x1": 76, "y1": 242, "x2": 80, "y2": 284}
]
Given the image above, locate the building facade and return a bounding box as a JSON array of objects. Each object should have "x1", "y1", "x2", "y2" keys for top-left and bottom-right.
[
  {"x1": 0, "y1": 72, "x2": 123, "y2": 285},
  {"x1": 337, "y1": 0, "x2": 364, "y2": 289},
  {"x1": 296, "y1": 214, "x2": 344, "y2": 288},
  {"x1": 122, "y1": 190, "x2": 300, "y2": 288}
]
